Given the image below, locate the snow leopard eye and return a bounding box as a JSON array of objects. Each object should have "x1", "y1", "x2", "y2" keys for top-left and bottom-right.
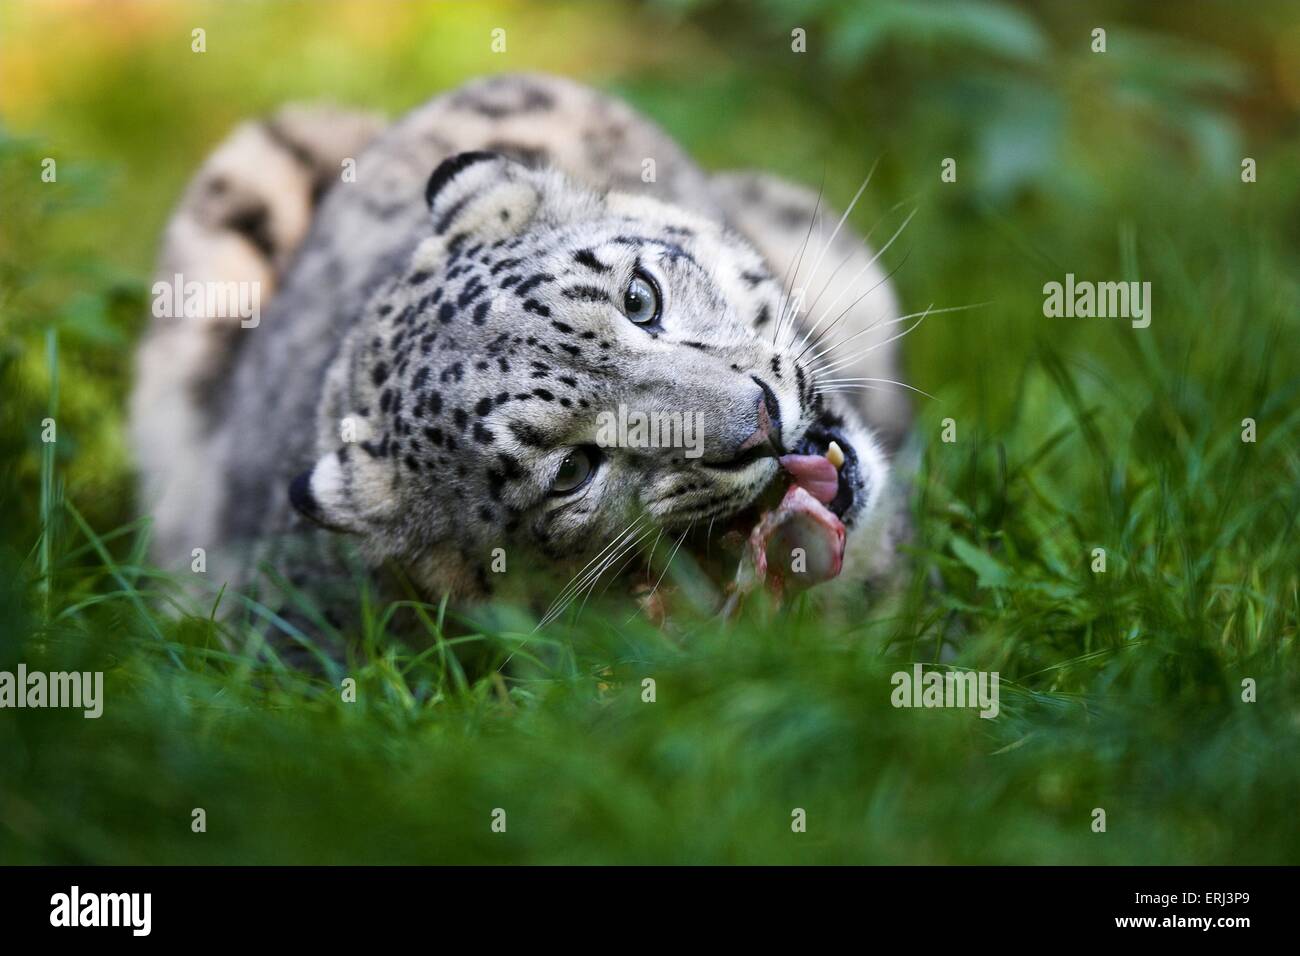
[
  {"x1": 622, "y1": 269, "x2": 661, "y2": 326},
  {"x1": 551, "y1": 447, "x2": 599, "y2": 495}
]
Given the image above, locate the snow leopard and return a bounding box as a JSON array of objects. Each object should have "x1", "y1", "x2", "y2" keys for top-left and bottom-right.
[{"x1": 130, "y1": 73, "x2": 913, "y2": 636}]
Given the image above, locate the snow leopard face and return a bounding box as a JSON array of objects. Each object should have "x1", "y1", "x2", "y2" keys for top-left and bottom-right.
[{"x1": 289, "y1": 151, "x2": 886, "y2": 597}]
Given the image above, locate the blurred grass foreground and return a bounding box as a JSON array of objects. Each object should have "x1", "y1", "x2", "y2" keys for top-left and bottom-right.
[{"x1": 0, "y1": 0, "x2": 1298, "y2": 863}]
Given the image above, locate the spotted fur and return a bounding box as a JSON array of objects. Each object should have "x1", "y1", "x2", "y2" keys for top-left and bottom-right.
[{"x1": 131, "y1": 74, "x2": 911, "y2": 619}]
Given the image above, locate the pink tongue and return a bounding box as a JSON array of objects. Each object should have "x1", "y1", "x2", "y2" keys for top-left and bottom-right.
[{"x1": 779, "y1": 454, "x2": 838, "y2": 503}]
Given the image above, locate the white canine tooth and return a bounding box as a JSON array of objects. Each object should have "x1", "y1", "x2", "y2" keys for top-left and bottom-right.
[{"x1": 826, "y1": 441, "x2": 845, "y2": 470}]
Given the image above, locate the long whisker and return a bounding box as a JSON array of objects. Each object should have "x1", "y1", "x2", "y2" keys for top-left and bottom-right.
[
  {"x1": 587, "y1": 527, "x2": 655, "y2": 606},
  {"x1": 773, "y1": 172, "x2": 826, "y2": 347},
  {"x1": 535, "y1": 516, "x2": 646, "y2": 630},
  {"x1": 793, "y1": 207, "x2": 917, "y2": 356},
  {"x1": 643, "y1": 525, "x2": 665, "y2": 573},
  {"x1": 623, "y1": 522, "x2": 694, "y2": 625},
  {"x1": 646, "y1": 524, "x2": 692, "y2": 607},
  {"x1": 541, "y1": 516, "x2": 644, "y2": 615},
  {"x1": 547, "y1": 525, "x2": 653, "y2": 629},
  {"x1": 784, "y1": 159, "x2": 879, "y2": 348},
  {"x1": 807, "y1": 301, "x2": 987, "y2": 370},
  {"x1": 815, "y1": 377, "x2": 938, "y2": 400},
  {"x1": 804, "y1": 304, "x2": 936, "y2": 367},
  {"x1": 812, "y1": 307, "x2": 934, "y2": 378},
  {"x1": 799, "y1": 197, "x2": 913, "y2": 333},
  {"x1": 795, "y1": 246, "x2": 913, "y2": 364}
]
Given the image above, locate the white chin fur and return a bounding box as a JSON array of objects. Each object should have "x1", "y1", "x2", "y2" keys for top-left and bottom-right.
[{"x1": 829, "y1": 414, "x2": 892, "y2": 590}]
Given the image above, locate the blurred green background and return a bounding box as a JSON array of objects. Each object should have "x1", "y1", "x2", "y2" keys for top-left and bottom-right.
[{"x1": 0, "y1": 0, "x2": 1297, "y2": 864}]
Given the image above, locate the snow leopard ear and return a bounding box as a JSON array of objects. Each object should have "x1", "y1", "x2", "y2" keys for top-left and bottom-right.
[
  {"x1": 288, "y1": 446, "x2": 395, "y2": 534},
  {"x1": 424, "y1": 151, "x2": 539, "y2": 243}
]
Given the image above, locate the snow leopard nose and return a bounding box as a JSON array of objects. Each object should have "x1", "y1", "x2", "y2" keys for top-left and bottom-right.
[{"x1": 724, "y1": 376, "x2": 784, "y2": 463}]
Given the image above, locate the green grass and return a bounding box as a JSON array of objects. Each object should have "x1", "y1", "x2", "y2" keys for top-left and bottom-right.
[{"x1": 1, "y1": 0, "x2": 1298, "y2": 864}]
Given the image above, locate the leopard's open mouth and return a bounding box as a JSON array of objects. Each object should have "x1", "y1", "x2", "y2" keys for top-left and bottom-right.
[{"x1": 677, "y1": 423, "x2": 861, "y2": 603}]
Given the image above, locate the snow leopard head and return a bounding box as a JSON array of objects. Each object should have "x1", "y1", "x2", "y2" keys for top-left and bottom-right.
[{"x1": 289, "y1": 151, "x2": 886, "y2": 598}]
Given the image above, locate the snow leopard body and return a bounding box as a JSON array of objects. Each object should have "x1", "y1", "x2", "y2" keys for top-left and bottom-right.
[{"x1": 130, "y1": 73, "x2": 912, "y2": 634}]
